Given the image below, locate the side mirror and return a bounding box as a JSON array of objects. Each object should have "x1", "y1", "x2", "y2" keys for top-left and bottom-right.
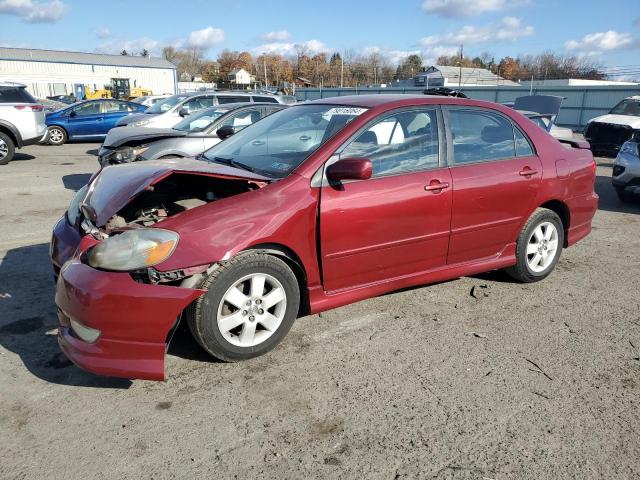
[
  {"x1": 178, "y1": 107, "x2": 190, "y2": 117},
  {"x1": 69, "y1": 110, "x2": 77, "y2": 118},
  {"x1": 326, "y1": 157, "x2": 372, "y2": 182},
  {"x1": 216, "y1": 125, "x2": 235, "y2": 140}
]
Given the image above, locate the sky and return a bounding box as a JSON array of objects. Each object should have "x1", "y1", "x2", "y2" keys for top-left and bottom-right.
[{"x1": 1, "y1": 0, "x2": 640, "y2": 77}]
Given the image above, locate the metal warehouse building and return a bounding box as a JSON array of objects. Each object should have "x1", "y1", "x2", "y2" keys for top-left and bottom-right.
[{"x1": 0, "y1": 47, "x2": 177, "y2": 99}]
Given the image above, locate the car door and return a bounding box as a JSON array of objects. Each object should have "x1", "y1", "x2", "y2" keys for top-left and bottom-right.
[
  {"x1": 319, "y1": 108, "x2": 452, "y2": 292},
  {"x1": 444, "y1": 107, "x2": 542, "y2": 265},
  {"x1": 66, "y1": 101, "x2": 105, "y2": 138},
  {"x1": 99, "y1": 101, "x2": 134, "y2": 136}
]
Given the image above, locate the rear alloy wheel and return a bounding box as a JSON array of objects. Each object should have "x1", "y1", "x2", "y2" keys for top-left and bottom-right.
[
  {"x1": 0, "y1": 132, "x2": 15, "y2": 165},
  {"x1": 47, "y1": 126, "x2": 67, "y2": 146},
  {"x1": 188, "y1": 252, "x2": 300, "y2": 361},
  {"x1": 505, "y1": 208, "x2": 564, "y2": 283}
]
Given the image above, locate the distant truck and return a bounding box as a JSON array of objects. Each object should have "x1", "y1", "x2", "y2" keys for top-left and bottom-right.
[{"x1": 585, "y1": 96, "x2": 640, "y2": 157}]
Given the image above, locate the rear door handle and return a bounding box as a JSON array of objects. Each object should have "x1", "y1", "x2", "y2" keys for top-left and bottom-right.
[
  {"x1": 519, "y1": 167, "x2": 538, "y2": 176},
  {"x1": 424, "y1": 181, "x2": 450, "y2": 192},
  {"x1": 299, "y1": 135, "x2": 311, "y2": 141}
]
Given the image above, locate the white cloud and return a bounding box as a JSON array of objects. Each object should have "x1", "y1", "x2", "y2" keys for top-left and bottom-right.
[
  {"x1": 186, "y1": 26, "x2": 225, "y2": 49},
  {"x1": 252, "y1": 39, "x2": 328, "y2": 56},
  {"x1": 95, "y1": 27, "x2": 111, "y2": 39},
  {"x1": 565, "y1": 30, "x2": 636, "y2": 55},
  {"x1": 0, "y1": 0, "x2": 66, "y2": 23},
  {"x1": 362, "y1": 46, "x2": 422, "y2": 65},
  {"x1": 422, "y1": 0, "x2": 529, "y2": 18},
  {"x1": 420, "y1": 16, "x2": 533, "y2": 52},
  {"x1": 261, "y1": 30, "x2": 291, "y2": 42}
]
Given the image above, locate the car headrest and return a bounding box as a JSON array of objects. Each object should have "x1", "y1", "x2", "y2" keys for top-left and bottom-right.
[
  {"x1": 357, "y1": 131, "x2": 378, "y2": 145},
  {"x1": 481, "y1": 125, "x2": 512, "y2": 144}
]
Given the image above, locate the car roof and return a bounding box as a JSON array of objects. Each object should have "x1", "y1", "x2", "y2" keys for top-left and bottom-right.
[
  {"x1": 0, "y1": 81, "x2": 27, "y2": 88},
  {"x1": 306, "y1": 94, "x2": 490, "y2": 109}
]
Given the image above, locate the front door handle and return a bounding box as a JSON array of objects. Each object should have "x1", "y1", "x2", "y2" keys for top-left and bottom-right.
[
  {"x1": 299, "y1": 135, "x2": 311, "y2": 141},
  {"x1": 519, "y1": 167, "x2": 538, "y2": 176},
  {"x1": 424, "y1": 180, "x2": 450, "y2": 192},
  {"x1": 251, "y1": 140, "x2": 265, "y2": 146}
]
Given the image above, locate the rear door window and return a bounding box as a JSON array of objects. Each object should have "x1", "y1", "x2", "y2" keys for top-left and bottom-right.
[
  {"x1": 217, "y1": 95, "x2": 250, "y2": 104},
  {"x1": 252, "y1": 96, "x2": 279, "y2": 104},
  {"x1": 448, "y1": 109, "x2": 516, "y2": 164},
  {"x1": 0, "y1": 87, "x2": 36, "y2": 104}
]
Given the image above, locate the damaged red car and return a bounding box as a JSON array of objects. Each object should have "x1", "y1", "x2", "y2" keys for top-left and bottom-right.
[{"x1": 51, "y1": 95, "x2": 598, "y2": 380}]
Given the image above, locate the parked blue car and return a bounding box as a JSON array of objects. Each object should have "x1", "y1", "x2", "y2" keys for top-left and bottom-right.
[{"x1": 45, "y1": 99, "x2": 147, "y2": 145}]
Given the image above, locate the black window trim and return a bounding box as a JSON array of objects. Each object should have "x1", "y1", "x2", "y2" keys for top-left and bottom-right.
[
  {"x1": 442, "y1": 105, "x2": 538, "y2": 168},
  {"x1": 320, "y1": 105, "x2": 447, "y2": 184}
]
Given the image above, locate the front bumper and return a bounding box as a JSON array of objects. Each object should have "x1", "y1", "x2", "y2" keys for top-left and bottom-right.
[
  {"x1": 51, "y1": 216, "x2": 205, "y2": 381},
  {"x1": 612, "y1": 150, "x2": 640, "y2": 192}
]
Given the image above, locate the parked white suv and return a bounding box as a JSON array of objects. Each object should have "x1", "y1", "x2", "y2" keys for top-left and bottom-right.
[{"x1": 0, "y1": 82, "x2": 47, "y2": 164}]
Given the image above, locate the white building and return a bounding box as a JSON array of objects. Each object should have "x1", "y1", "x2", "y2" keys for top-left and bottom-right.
[
  {"x1": 0, "y1": 47, "x2": 177, "y2": 98},
  {"x1": 395, "y1": 65, "x2": 519, "y2": 88},
  {"x1": 228, "y1": 68, "x2": 254, "y2": 86},
  {"x1": 522, "y1": 79, "x2": 640, "y2": 87}
]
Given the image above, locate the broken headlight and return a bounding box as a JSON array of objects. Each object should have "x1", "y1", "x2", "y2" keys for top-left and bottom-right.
[
  {"x1": 67, "y1": 185, "x2": 88, "y2": 226},
  {"x1": 87, "y1": 228, "x2": 179, "y2": 271},
  {"x1": 108, "y1": 145, "x2": 149, "y2": 164}
]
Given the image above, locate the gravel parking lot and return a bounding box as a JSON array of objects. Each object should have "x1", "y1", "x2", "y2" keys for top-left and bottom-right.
[{"x1": 1, "y1": 143, "x2": 639, "y2": 480}]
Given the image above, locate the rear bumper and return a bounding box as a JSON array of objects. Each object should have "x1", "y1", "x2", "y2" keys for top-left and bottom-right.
[
  {"x1": 566, "y1": 192, "x2": 599, "y2": 247},
  {"x1": 51, "y1": 217, "x2": 205, "y2": 381}
]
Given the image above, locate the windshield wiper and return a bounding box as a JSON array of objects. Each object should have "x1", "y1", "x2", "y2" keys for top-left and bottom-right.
[{"x1": 210, "y1": 156, "x2": 256, "y2": 174}]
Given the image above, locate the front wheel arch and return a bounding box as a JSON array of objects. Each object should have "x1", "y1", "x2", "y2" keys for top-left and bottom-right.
[{"x1": 243, "y1": 243, "x2": 309, "y2": 317}]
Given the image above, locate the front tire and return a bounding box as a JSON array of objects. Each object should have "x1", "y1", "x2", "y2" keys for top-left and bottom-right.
[
  {"x1": 505, "y1": 208, "x2": 564, "y2": 283},
  {"x1": 0, "y1": 132, "x2": 15, "y2": 165},
  {"x1": 47, "y1": 126, "x2": 67, "y2": 146},
  {"x1": 188, "y1": 252, "x2": 300, "y2": 362}
]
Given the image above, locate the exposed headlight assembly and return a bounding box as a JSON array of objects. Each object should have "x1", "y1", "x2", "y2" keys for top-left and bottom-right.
[
  {"x1": 108, "y1": 145, "x2": 149, "y2": 164},
  {"x1": 620, "y1": 141, "x2": 639, "y2": 157},
  {"x1": 87, "y1": 228, "x2": 179, "y2": 271},
  {"x1": 67, "y1": 185, "x2": 88, "y2": 225}
]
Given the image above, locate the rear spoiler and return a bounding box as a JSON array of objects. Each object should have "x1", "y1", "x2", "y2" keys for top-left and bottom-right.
[{"x1": 558, "y1": 138, "x2": 591, "y2": 150}]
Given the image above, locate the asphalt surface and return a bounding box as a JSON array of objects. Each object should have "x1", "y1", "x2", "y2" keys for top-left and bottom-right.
[{"x1": 1, "y1": 143, "x2": 639, "y2": 480}]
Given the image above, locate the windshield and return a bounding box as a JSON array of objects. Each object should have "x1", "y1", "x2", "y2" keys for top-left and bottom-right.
[
  {"x1": 174, "y1": 107, "x2": 229, "y2": 132},
  {"x1": 146, "y1": 95, "x2": 188, "y2": 114},
  {"x1": 203, "y1": 104, "x2": 368, "y2": 178},
  {"x1": 610, "y1": 99, "x2": 640, "y2": 117}
]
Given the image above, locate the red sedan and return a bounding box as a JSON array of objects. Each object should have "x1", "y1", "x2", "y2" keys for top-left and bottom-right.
[{"x1": 51, "y1": 95, "x2": 598, "y2": 380}]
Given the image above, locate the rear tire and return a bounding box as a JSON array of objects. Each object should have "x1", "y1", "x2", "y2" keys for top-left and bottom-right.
[
  {"x1": 47, "y1": 126, "x2": 67, "y2": 146},
  {"x1": 615, "y1": 186, "x2": 634, "y2": 203},
  {"x1": 0, "y1": 132, "x2": 15, "y2": 165},
  {"x1": 505, "y1": 208, "x2": 564, "y2": 283},
  {"x1": 188, "y1": 252, "x2": 300, "y2": 362}
]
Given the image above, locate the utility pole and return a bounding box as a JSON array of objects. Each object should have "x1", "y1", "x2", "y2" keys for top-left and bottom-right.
[
  {"x1": 263, "y1": 54, "x2": 268, "y2": 88},
  {"x1": 458, "y1": 44, "x2": 463, "y2": 89},
  {"x1": 340, "y1": 54, "x2": 344, "y2": 88}
]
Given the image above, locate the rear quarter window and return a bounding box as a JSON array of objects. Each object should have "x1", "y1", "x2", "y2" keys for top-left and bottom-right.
[{"x1": 0, "y1": 87, "x2": 37, "y2": 104}]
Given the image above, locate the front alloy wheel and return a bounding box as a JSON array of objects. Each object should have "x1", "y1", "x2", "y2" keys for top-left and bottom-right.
[
  {"x1": 188, "y1": 252, "x2": 300, "y2": 361},
  {"x1": 47, "y1": 126, "x2": 67, "y2": 146}
]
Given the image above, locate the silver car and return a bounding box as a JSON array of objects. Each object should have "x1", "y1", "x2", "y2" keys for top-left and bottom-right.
[
  {"x1": 0, "y1": 82, "x2": 47, "y2": 164},
  {"x1": 612, "y1": 138, "x2": 640, "y2": 202},
  {"x1": 116, "y1": 91, "x2": 288, "y2": 129},
  {"x1": 98, "y1": 102, "x2": 286, "y2": 167}
]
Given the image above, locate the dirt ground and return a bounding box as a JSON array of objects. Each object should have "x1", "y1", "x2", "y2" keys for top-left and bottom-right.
[{"x1": 1, "y1": 143, "x2": 639, "y2": 480}]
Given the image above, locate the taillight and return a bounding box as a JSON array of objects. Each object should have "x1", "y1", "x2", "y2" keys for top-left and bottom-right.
[{"x1": 14, "y1": 105, "x2": 44, "y2": 112}]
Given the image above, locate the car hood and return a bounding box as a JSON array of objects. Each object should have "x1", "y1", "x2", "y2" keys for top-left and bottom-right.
[
  {"x1": 103, "y1": 126, "x2": 188, "y2": 149},
  {"x1": 588, "y1": 114, "x2": 640, "y2": 129},
  {"x1": 514, "y1": 95, "x2": 563, "y2": 116},
  {"x1": 117, "y1": 112, "x2": 158, "y2": 126},
  {"x1": 82, "y1": 157, "x2": 272, "y2": 227}
]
